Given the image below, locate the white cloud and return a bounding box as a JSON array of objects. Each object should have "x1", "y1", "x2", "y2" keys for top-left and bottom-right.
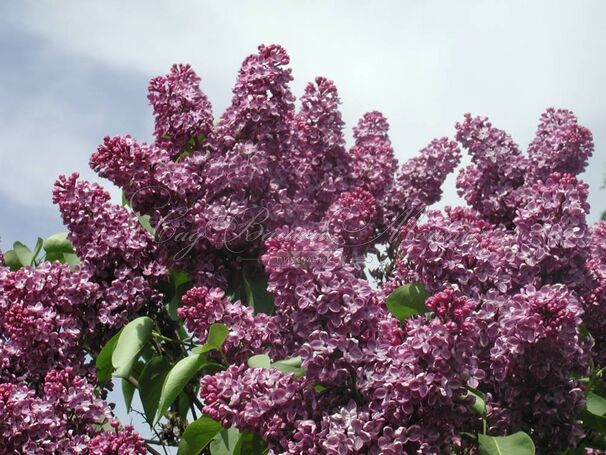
[{"x1": 2, "y1": 0, "x2": 606, "y2": 219}]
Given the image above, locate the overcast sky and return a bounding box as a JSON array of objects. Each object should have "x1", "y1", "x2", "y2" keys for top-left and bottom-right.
[
  {"x1": 1, "y1": 1, "x2": 605, "y2": 249},
  {"x1": 1, "y1": 0, "x2": 605, "y2": 444}
]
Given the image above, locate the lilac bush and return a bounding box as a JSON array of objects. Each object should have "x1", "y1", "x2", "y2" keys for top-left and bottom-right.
[{"x1": 0, "y1": 44, "x2": 604, "y2": 454}]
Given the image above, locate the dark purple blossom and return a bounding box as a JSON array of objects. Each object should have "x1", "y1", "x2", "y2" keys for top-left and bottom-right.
[
  {"x1": 148, "y1": 63, "x2": 214, "y2": 158},
  {"x1": 53, "y1": 173, "x2": 167, "y2": 328}
]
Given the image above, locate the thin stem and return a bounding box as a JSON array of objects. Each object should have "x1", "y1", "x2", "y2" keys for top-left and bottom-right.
[
  {"x1": 145, "y1": 443, "x2": 163, "y2": 455},
  {"x1": 132, "y1": 409, "x2": 169, "y2": 455}
]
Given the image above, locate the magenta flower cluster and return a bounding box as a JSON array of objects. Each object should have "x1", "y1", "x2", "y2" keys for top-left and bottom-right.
[{"x1": 1, "y1": 43, "x2": 603, "y2": 454}]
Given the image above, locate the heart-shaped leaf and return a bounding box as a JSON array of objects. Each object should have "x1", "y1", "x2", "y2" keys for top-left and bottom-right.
[
  {"x1": 96, "y1": 329, "x2": 122, "y2": 383},
  {"x1": 385, "y1": 283, "x2": 429, "y2": 321},
  {"x1": 156, "y1": 354, "x2": 207, "y2": 423},
  {"x1": 13, "y1": 241, "x2": 32, "y2": 268},
  {"x1": 177, "y1": 416, "x2": 223, "y2": 455},
  {"x1": 139, "y1": 356, "x2": 171, "y2": 423},
  {"x1": 43, "y1": 232, "x2": 74, "y2": 254},
  {"x1": 247, "y1": 354, "x2": 271, "y2": 369},
  {"x1": 192, "y1": 323, "x2": 229, "y2": 354},
  {"x1": 112, "y1": 317, "x2": 154, "y2": 378},
  {"x1": 478, "y1": 431, "x2": 535, "y2": 455}
]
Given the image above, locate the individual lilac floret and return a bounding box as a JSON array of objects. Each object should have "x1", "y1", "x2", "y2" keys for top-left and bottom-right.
[
  {"x1": 349, "y1": 111, "x2": 397, "y2": 200},
  {"x1": 178, "y1": 286, "x2": 285, "y2": 363},
  {"x1": 455, "y1": 113, "x2": 528, "y2": 225},
  {"x1": 291, "y1": 77, "x2": 350, "y2": 219},
  {"x1": 0, "y1": 262, "x2": 98, "y2": 381},
  {"x1": 528, "y1": 108, "x2": 593, "y2": 182},
  {"x1": 148, "y1": 63, "x2": 214, "y2": 158},
  {"x1": 53, "y1": 173, "x2": 167, "y2": 328},
  {"x1": 381, "y1": 137, "x2": 461, "y2": 237},
  {"x1": 324, "y1": 188, "x2": 378, "y2": 260}
]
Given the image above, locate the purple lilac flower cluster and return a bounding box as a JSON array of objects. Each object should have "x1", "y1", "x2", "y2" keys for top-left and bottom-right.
[
  {"x1": 2, "y1": 43, "x2": 603, "y2": 453},
  {"x1": 53, "y1": 173, "x2": 167, "y2": 328},
  {"x1": 393, "y1": 110, "x2": 598, "y2": 453},
  {"x1": 88, "y1": 44, "x2": 459, "y2": 291},
  {"x1": 179, "y1": 286, "x2": 286, "y2": 363},
  {"x1": 0, "y1": 274, "x2": 146, "y2": 454},
  {"x1": 192, "y1": 105, "x2": 599, "y2": 452}
]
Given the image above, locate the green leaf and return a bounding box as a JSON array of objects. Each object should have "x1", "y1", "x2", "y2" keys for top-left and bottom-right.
[
  {"x1": 95, "y1": 330, "x2": 122, "y2": 383},
  {"x1": 385, "y1": 283, "x2": 429, "y2": 321},
  {"x1": 588, "y1": 391, "x2": 606, "y2": 415},
  {"x1": 177, "y1": 392, "x2": 192, "y2": 420},
  {"x1": 13, "y1": 241, "x2": 32, "y2": 268},
  {"x1": 210, "y1": 428, "x2": 241, "y2": 455},
  {"x1": 204, "y1": 323, "x2": 228, "y2": 351},
  {"x1": 171, "y1": 268, "x2": 191, "y2": 290},
  {"x1": 62, "y1": 252, "x2": 80, "y2": 267},
  {"x1": 121, "y1": 191, "x2": 130, "y2": 207},
  {"x1": 137, "y1": 214, "x2": 155, "y2": 235},
  {"x1": 247, "y1": 354, "x2": 271, "y2": 369},
  {"x1": 44, "y1": 251, "x2": 64, "y2": 263},
  {"x1": 168, "y1": 296, "x2": 180, "y2": 321},
  {"x1": 156, "y1": 354, "x2": 207, "y2": 422},
  {"x1": 177, "y1": 416, "x2": 223, "y2": 455},
  {"x1": 466, "y1": 387, "x2": 486, "y2": 417},
  {"x1": 192, "y1": 323, "x2": 228, "y2": 354},
  {"x1": 139, "y1": 357, "x2": 171, "y2": 423},
  {"x1": 31, "y1": 237, "x2": 43, "y2": 265},
  {"x1": 112, "y1": 317, "x2": 155, "y2": 378},
  {"x1": 43, "y1": 232, "x2": 74, "y2": 254},
  {"x1": 246, "y1": 355, "x2": 305, "y2": 377},
  {"x1": 121, "y1": 360, "x2": 144, "y2": 413},
  {"x1": 122, "y1": 379, "x2": 135, "y2": 412},
  {"x1": 167, "y1": 269, "x2": 192, "y2": 321},
  {"x1": 3, "y1": 250, "x2": 21, "y2": 271},
  {"x1": 478, "y1": 432, "x2": 535, "y2": 455},
  {"x1": 272, "y1": 356, "x2": 305, "y2": 377},
  {"x1": 234, "y1": 432, "x2": 268, "y2": 455},
  {"x1": 242, "y1": 264, "x2": 274, "y2": 315},
  {"x1": 582, "y1": 392, "x2": 606, "y2": 431}
]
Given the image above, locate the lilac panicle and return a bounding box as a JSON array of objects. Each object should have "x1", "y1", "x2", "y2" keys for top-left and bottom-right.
[
  {"x1": 292, "y1": 77, "x2": 350, "y2": 220},
  {"x1": 381, "y1": 137, "x2": 461, "y2": 236},
  {"x1": 0, "y1": 368, "x2": 145, "y2": 454},
  {"x1": 455, "y1": 113, "x2": 528, "y2": 224},
  {"x1": 324, "y1": 187, "x2": 378, "y2": 260},
  {"x1": 53, "y1": 173, "x2": 167, "y2": 327},
  {"x1": 179, "y1": 286, "x2": 286, "y2": 363},
  {"x1": 528, "y1": 108, "x2": 593, "y2": 181},
  {"x1": 349, "y1": 111, "x2": 397, "y2": 200},
  {"x1": 148, "y1": 63, "x2": 214, "y2": 158},
  {"x1": 0, "y1": 262, "x2": 98, "y2": 382},
  {"x1": 217, "y1": 44, "x2": 295, "y2": 160}
]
